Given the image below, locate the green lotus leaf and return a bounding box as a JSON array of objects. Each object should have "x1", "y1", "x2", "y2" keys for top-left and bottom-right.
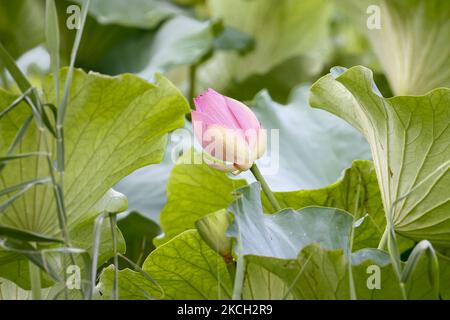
[
  {"x1": 0, "y1": 68, "x2": 188, "y2": 287},
  {"x1": 228, "y1": 184, "x2": 438, "y2": 299},
  {"x1": 155, "y1": 149, "x2": 246, "y2": 245},
  {"x1": 0, "y1": 188, "x2": 127, "y2": 289},
  {"x1": 310, "y1": 65, "x2": 450, "y2": 246},
  {"x1": 0, "y1": 68, "x2": 189, "y2": 236},
  {"x1": 99, "y1": 229, "x2": 232, "y2": 300}
]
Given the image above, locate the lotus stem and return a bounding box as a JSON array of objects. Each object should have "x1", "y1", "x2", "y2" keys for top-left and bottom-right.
[{"x1": 250, "y1": 163, "x2": 281, "y2": 212}]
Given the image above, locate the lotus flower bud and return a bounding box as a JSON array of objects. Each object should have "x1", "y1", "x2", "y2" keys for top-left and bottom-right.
[{"x1": 192, "y1": 89, "x2": 266, "y2": 173}]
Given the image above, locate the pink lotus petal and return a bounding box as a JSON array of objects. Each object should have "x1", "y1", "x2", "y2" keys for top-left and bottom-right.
[
  {"x1": 225, "y1": 97, "x2": 261, "y2": 131},
  {"x1": 194, "y1": 89, "x2": 240, "y2": 129},
  {"x1": 191, "y1": 110, "x2": 215, "y2": 149}
]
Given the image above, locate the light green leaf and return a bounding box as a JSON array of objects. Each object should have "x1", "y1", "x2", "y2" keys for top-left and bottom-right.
[
  {"x1": 0, "y1": 69, "x2": 188, "y2": 287},
  {"x1": 0, "y1": 277, "x2": 32, "y2": 300},
  {"x1": 143, "y1": 229, "x2": 232, "y2": 299},
  {"x1": 155, "y1": 149, "x2": 246, "y2": 245},
  {"x1": 0, "y1": 276, "x2": 97, "y2": 300},
  {"x1": 98, "y1": 266, "x2": 155, "y2": 300},
  {"x1": 310, "y1": 65, "x2": 450, "y2": 246},
  {"x1": 0, "y1": 189, "x2": 126, "y2": 289},
  {"x1": 249, "y1": 245, "x2": 406, "y2": 300},
  {"x1": 341, "y1": 0, "x2": 450, "y2": 95},
  {"x1": 0, "y1": 277, "x2": 58, "y2": 300},
  {"x1": 242, "y1": 262, "x2": 293, "y2": 300},
  {"x1": 70, "y1": 214, "x2": 126, "y2": 269},
  {"x1": 99, "y1": 230, "x2": 232, "y2": 300},
  {"x1": 0, "y1": 68, "x2": 189, "y2": 236},
  {"x1": 0, "y1": 255, "x2": 50, "y2": 290},
  {"x1": 193, "y1": 203, "x2": 293, "y2": 300}
]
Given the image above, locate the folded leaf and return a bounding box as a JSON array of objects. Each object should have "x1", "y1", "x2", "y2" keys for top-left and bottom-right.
[
  {"x1": 310, "y1": 66, "x2": 450, "y2": 246},
  {"x1": 341, "y1": 0, "x2": 450, "y2": 95},
  {"x1": 228, "y1": 183, "x2": 353, "y2": 259}
]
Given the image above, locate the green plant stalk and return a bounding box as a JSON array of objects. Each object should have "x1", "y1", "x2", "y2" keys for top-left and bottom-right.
[
  {"x1": 0, "y1": 41, "x2": 71, "y2": 246},
  {"x1": 0, "y1": 66, "x2": 8, "y2": 89},
  {"x1": 378, "y1": 226, "x2": 389, "y2": 250},
  {"x1": 28, "y1": 249, "x2": 42, "y2": 300},
  {"x1": 27, "y1": 94, "x2": 71, "y2": 246},
  {"x1": 231, "y1": 198, "x2": 245, "y2": 300},
  {"x1": 45, "y1": 0, "x2": 60, "y2": 106},
  {"x1": 0, "y1": 42, "x2": 75, "y2": 297},
  {"x1": 56, "y1": 0, "x2": 89, "y2": 178},
  {"x1": 57, "y1": 0, "x2": 90, "y2": 124},
  {"x1": 109, "y1": 213, "x2": 119, "y2": 300},
  {"x1": 90, "y1": 212, "x2": 106, "y2": 299},
  {"x1": 188, "y1": 64, "x2": 197, "y2": 109},
  {"x1": 386, "y1": 225, "x2": 407, "y2": 300},
  {"x1": 38, "y1": 107, "x2": 71, "y2": 300},
  {"x1": 347, "y1": 177, "x2": 362, "y2": 300},
  {"x1": 250, "y1": 163, "x2": 281, "y2": 212},
  {"x1": 0, "y1": 42, "x2": 33, "y2": 94},
  {"x1": 232, "y1": 254, "x2": 245, "y2": 300}
]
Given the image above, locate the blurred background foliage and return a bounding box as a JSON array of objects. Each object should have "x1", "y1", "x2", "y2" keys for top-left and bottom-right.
[
  {"x1": 0, "y1": 0, "x2": 449, "y2": 222},
  {"x1": 1, "y1": 0, "x2": 450, "y2": 298}
]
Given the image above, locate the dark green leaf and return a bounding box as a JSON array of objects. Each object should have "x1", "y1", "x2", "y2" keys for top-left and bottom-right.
[{"x1": 117, "y1": 211, "x2": 161, "y2": 267}]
